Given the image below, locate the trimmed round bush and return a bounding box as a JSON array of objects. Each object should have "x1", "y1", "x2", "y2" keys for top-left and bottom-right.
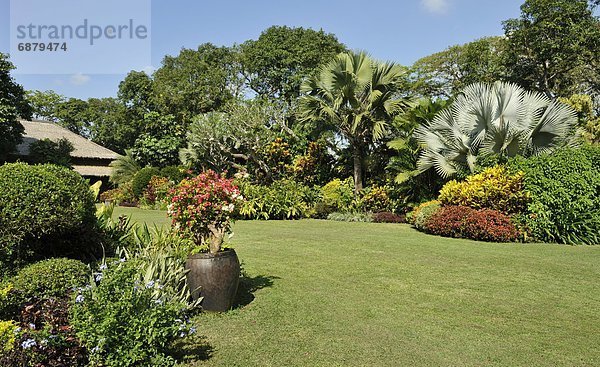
[
  {"x1": 131, "y1": 167, "x2": 160, "y2": 198},
  {"x1": 0, "y1": 163, "x2": 96, "y2": 273},
  {"x1": 0, "y1": 258, "x2": 89, "y2": 319},
  {"x1": 424, "y1": 205, "x2": 518, "y2": 243},
  {"x1": 12, "y1": 258, "x2": 89, "y2": 300}
]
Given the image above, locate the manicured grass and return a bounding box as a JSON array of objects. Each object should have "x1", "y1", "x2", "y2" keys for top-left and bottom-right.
[{"x1": 113, "y1": 207, "x2": 600, "y2": 367}]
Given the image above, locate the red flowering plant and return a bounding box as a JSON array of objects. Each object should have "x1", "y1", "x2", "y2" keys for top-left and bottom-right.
[{"x1": 167, "y1": 170, "x2": 243, "y2": 254}]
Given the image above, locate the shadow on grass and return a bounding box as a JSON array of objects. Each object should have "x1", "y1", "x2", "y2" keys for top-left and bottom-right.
[
  {"x1": 170, "y1": 334, "x2": 214, "y2": 364},
  {"x1": 233, "y1": 272, "x2": 280, "y2": 309}
]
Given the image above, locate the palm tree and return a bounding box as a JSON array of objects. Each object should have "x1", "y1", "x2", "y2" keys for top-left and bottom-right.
[
  {"x1": 415, "y1": 81, "x2": 578, "y2": 178},
  {"x1": 109, "y1": 149, "x2": 141, "y2": 185},
  {"x1": 299, "y1": 51, "x2": 413, "y2": 193}
]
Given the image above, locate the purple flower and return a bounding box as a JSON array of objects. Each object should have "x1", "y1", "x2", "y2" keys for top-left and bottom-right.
[
  {"x1": 145, "y1": 281, "x2": 155, "y2": 289},
  {"x1": 75, "y1": 295, "x2": 85, "y2": 303}
]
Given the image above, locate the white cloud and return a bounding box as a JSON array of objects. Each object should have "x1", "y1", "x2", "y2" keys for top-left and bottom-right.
[
  {"x1": 422, "y1": 0, "x2": 449, "y2": 14},
  {"x1": 69, "y1": 73, "x2": 91, "y2": 86}
]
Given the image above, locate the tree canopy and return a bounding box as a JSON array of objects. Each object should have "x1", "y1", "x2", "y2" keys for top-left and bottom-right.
[
  {"x1": 502, "y1": 0, "x2": 600, "y2": 98},
  {"x1": 0, "y1": 53, "x2": 31, "y2": 161}
]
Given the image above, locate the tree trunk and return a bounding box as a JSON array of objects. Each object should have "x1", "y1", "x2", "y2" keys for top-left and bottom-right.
[{"x1": 352, "y1": 144, "x2": 364, "y2": 194}]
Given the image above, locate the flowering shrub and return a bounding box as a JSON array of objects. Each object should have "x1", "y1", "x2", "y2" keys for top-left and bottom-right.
[
  {"x1": 424, "y1": 205, "x2": 519, "y2": 242},
  {"x1": 372, "y1": 212, "x2": 406, "y2": 223},
  {"x1": 438, "y1": 166, "x2": 529, "y2": 214},
  {"x1": 70, "y1": 260, "x2": 194, "y2": 367},
  {"x1": 143, "y1": 176, "x2": 173, "y2": 208},
  {"x1": 168, "y1": 170, "x2": 242, "y2": 253},
  {"x1": 99, "y1": 182, "x2": 136, "y2": 205}
]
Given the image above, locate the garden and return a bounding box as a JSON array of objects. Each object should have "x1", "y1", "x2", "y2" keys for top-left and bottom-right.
[{"x1": 1, "y1": 0, "x2": 600, "y2": 366}]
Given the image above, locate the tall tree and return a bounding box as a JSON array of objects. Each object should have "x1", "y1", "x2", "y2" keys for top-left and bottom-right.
[
  {"x1": 0, "y1": 53, "x2": 31, "y2": 161},
  {"x1": 241, "y1": 26, "x2": 346, "y2": 106},
  {"x1": 118, "y1": 70, "x2": 155, "y2": 121},
  {"x1": 411, "y1": 37, "x2": 508, "y2": 98},
  {"x1": 86, "y1": 97, "x2": 134, "y2": 153},
  {"x1": 503, "y1": 0, "x2": 600, "y2": 98},
  {"x1": 28, "y1": 90, "x2": 64, "y2": 122},
  {"x1": 299, "y1": 52, "x2": 413, "y2": 193},
  {"x1": 153, "y1": 43, "x2": 241, "y2": 126}
]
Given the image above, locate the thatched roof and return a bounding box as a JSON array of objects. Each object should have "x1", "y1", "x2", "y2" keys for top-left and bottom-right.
[
  {"x1": 16, "y1": 120, "x2": 119, "y2": 160},
  {"x1": 14, "y1": 120, "x2": 120, "y2": 177}
]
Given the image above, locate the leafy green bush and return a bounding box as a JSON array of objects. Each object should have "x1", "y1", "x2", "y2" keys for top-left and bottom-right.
[
  {"x1": 327, "y1": 212, "x2": 373, "y2": 222},
  {"x1": 438, "y1": 166, "x2": 529, "y2": 214},
  {"x1": 131, "y1": 167, "x2": 160, "y2": 198},
  {"x1": 508, "y1": 146, "x2": 600, "y2": 245},
  {"x1": 319, "y1": 178, "x2": 355, "y2": 215},
  {"x1": 236, "y1": 179, "x2": 317, "y2": 220},
  {"x1": 0, "y1": 163, "x2": 96, "y2": 273},
  {"x1": 159, "y1": 165, "x2": 188, "y2": 184},
  {"x1": 0, "y1": 258, "x2": 88, "y2": 319},
  {"x1": 71, "y1": 260, "x2": 194, "y2": 367},
  {"x1": 28, "y1": 137, "x2": 74, "y2": 167}
]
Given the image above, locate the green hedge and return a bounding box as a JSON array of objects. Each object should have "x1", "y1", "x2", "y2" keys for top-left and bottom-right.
[
  {"x1": 509, "y1": 146, "x2": 600, "y2": 245},
  {"x1": 0, "y1": 258, "x2": 89, "y2": 319},
  {"x1": 0, "y1": 163, "x2": 97, "y2": 273}
]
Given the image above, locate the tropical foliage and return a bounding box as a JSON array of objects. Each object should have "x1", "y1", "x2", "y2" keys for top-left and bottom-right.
[
  {"x1": 299, "y1": 51, "x2": 413, "y2": 192},
  {"x1": 415, "y1": 81, "x2": 578, "y2": 178}
]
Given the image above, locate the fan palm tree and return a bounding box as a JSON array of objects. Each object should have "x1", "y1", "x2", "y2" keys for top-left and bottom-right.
[
  {"x1": 299, "y1": 51, "x2": 413, "y2": 193},
  {"x1": 415, "y1": 81, "x2": 578, "y2": 178}
]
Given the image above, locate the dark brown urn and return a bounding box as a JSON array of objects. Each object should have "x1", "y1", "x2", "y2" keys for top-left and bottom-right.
[{"x1": 185, "y1": 249, "x2": 240, "y2": 312}]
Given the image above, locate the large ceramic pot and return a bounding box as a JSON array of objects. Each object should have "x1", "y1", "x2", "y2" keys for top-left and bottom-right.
[{"x1": 185, "y1": 249, "x2": 240, "y2": 312}]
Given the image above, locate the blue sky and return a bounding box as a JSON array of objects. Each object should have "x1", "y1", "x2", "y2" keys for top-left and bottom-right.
[{"x1": 0, "y1": 0, "x2": 524, "y2": 99}]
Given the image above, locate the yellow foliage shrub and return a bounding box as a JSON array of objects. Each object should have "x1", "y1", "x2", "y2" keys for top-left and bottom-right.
[{"x1": 438, "y1": 166, "x2": 529, "y2": 214}]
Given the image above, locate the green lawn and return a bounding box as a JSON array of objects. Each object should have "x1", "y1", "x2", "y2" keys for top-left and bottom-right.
[{"x1": 113, "y1": 207, "x2": 600, "y2": 367}]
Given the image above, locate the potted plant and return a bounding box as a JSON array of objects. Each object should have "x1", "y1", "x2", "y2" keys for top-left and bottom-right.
[{"x1": 167, "y1": 170, "x2": 243, "y2": 312}]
